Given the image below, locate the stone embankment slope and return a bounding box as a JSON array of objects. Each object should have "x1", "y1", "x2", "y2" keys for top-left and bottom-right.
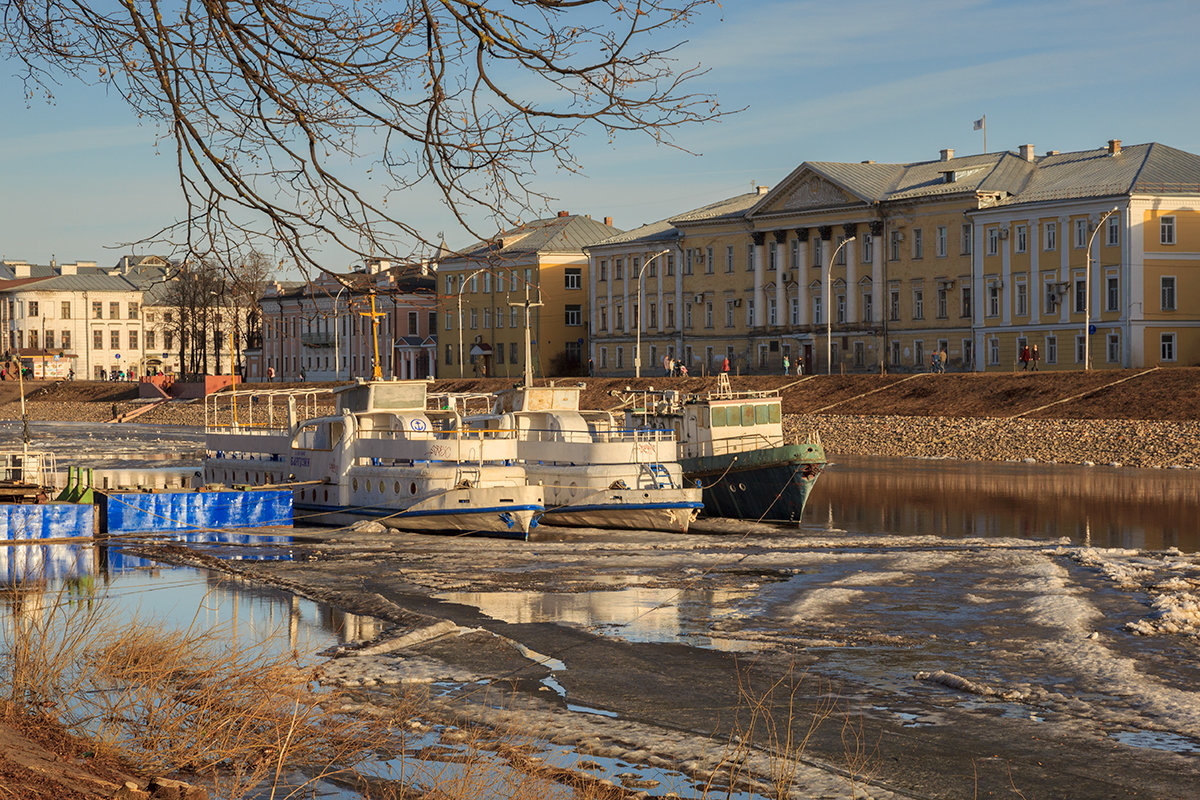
[{"x1": 1, "y1": 369, "x2": 1198, "y2": 467}]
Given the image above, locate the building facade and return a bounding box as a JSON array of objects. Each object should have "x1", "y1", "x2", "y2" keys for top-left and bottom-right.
[
  {"x1": 436, "y1": 213, "x2": 619, "y2": 378},
  {"x1": 588, "y1": 140, "x2": 1200, "y2": 375}
]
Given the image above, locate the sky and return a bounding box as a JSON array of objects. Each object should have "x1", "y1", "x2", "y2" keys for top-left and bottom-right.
[{"x1": 3, "y1": 0, "x2": 1199, "y2": 278}]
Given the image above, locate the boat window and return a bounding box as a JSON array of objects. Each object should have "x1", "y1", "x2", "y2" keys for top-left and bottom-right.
[
  {"x1": 769, "y1": 404, "x2": 781, "y2": 424},
  {"x1": 293, "y1": 421, "x2": 335, "y2": 450},
  {"x1": 711, "y1": 406, "x2": 726, "y2": 427},
  {"x1": 741, "y1": 405, "x2": 755, "y2": 426},
  {"x1": 755, "y1": 404, "x2": 769, "y2": 425}
]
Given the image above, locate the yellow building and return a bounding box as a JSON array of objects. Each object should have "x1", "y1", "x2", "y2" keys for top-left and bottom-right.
[
  {"x1": 971, "y1": 140, "x2": 1200, "y2": 370},
  {"x1": 436, "y1": 213, "x2": 620, "y2": 378},
  {"x1": 588, "y1": 139, "x2": 1200, "y2": 375}
]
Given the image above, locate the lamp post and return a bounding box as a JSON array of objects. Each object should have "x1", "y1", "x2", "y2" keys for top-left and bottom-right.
[
  {"x1": 826, "y1": 236, "x2": 856, "y2": 375},
  {"x1": 1084, "y1": 207, "x2": 1120, "y2": 370},
  {"x1": 457, "y1": 267, "x2": 490, "y2": 377},
  {"x1": 634, "y1": 250, "x2": 671, "y2": 378},
  {"x1": 332, "y1": 285, "x2": 347, "y2": 380}
]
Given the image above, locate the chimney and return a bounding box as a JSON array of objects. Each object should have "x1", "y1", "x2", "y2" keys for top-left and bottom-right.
[
  {"x1": 14, "y1": 263, "x2": 30, "y2": 278},
  {"x1": 604, "y1": 216, "x2": 613, "y2": 227},
  {"x1": 60, "y1": 262, "x2": 77, "y2": 275},
  {"x1": 940, "y1": 148, "x2": 954, "y2": 161},
  {"x1": 1046, "y1": 150, "x2": 1060, "y2": 156},
  {"x1": 1108, "y1": 138, "x2": 1122, "y2": 156},
  {"x1": 861, "y1": 159, "x2": 875, "y2": 164},
  {"x1": 557, "y1": 210, "x2": 570, "y2": 217},
  {"x1": 1019, "y1": 144, "x2": 1035, "y2": 162},
  {"x1": 756, "y1": 185, "x2": 770, "y2": 195}
]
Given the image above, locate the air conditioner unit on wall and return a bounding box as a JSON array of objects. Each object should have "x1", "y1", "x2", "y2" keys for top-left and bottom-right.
[
  {"x1": 998, "y1": 228, "x2": 1010, "y2": 239},
  {"x1": 693, "y1": 293, "x2": 704, "y2": 304},
  {"x1": 732, "y1": 298, "x2": 743, "y2": 307}
]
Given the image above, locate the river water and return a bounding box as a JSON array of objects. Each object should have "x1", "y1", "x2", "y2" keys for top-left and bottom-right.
[{"x1": 1, "y1": 422, "x2": 1198, "y2": 799}]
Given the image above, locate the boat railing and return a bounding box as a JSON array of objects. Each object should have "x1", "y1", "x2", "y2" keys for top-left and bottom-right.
[
  {"x1": 518, "y1": 426, "x2": 677, "y2": 445},
  {"x1": 0, "y1": 449, "x2": 56, "y2": 488},
  {"x1": 205, "y1": 389, "x2": 326, "y2": 432},
  {"x1": 688, "y1": 432, "x2": 786, "y2": 458}
]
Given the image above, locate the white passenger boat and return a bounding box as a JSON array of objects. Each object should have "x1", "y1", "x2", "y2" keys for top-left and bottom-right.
[
  {"x1": 445, "y1": 384, "x2": 703, "y2": 533},
  {"x1": 204, "y1": 381, "x2": 544, "y2": 538}
]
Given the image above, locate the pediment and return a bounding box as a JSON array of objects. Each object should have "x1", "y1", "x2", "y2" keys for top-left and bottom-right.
[{"x1": 777, "y1": 175, "x2": 855, "y2": 210}]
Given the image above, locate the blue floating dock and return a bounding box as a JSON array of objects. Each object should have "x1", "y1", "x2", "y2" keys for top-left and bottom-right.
[
  {"x1": 0, "y1": 504, "x2": 95, "y2": 540},
  {"x1": 102, "y1": 490, "x2": 293, "y2": 534}
]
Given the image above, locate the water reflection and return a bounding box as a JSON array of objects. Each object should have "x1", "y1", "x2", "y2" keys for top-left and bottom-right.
[{"x1": 812, "y1": 454, "x2": 1200, "y2": 552}]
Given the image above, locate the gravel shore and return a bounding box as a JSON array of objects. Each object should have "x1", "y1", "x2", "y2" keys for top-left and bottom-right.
[{"x1": 4, "y1": 399, "x2": 1197, "y2": 470}]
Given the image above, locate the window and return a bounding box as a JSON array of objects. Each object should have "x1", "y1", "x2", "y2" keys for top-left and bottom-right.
[
  {"x1": 854, "y1": 341, "x2": 865, "y2": 367},
  {"x1": 128, "y1": 330, "x2": 138, "y2": 350},
  {"x1": 446, "y1": 312, "x2": 453, "y2": 330},
  {"x1": 988, "y1": 337, "x2": 999, "y2": 365},
  {"x1": 27, "y1": 330, "x2": 37, "y2": 349},
  {"x1": 936, "y1": 226, "x2": 946, "y2": 257},
  {"x1": 768, "y1": 242, "x2": 778, "y2": 271},
  {"x1": 745, "y1": 298, "x2": 755, "y2": 327},
  {"x1": 146, "y1": 331, "x2": 155, "y2": 349},
  {"x1": 666, "y1": 254, "x2": 675, "y2": 276},
  {"x1": 986, "y1": 227, "x2": 999, "y2": 256},
  {"x1": 836, "y1": 293, "x2": 845, "y2": 324},
  {"x1": 598, "y1": 305, "x2": 607, "y2": 332},
  {"x1": 482, "y1": 272, "x2": 491, "y2": 292},
  {"x1": 726, "y1": 246, "x2": 734, "y2": 273},
  {"x1": 429, "y1": 311, "x2": 437, "y2": 332},
  {"x1": 936, "y1": 285, "x2": 948, "y2": 319},
  {"x1": 1075, "y1": 334, "x2": 1086, "y2": 364},
  {"x1": 27, "y1": 301, "x2": 38, "y2": 317},
  {"x1": 706, "y1": 247, "x2": 715, "y2": 275},
  {"x1": 565, "y1": 268, "x2": 582, "y2": 289},
  {"x1": 1161, "y1": 333, "x2": 1177, "y2": 361},
  {"x1": 1074, "y1": 219, "x2": 1088, "y2": 249},
  {"x1": 484, "y1": 307, "x2": 492, "y2": 329},
  {"x1": 889, "y1": 231, "x2": 900, "y2": 261},
  {"x1": 1016, "y1": 282, "x2": 1028, "y2": 316},
  {"x1": 746, "y1": 243, "x2": 755, "y2": 272},
  {"x1": 1045, "y1": 281, "x2": 1059, "y2": 314},
  {"x1": 641, "y1": 256, "x2": 651, "y2": 278},
  {"x1": 705, "y1": 301, "x2": 713, "y2": 328},
  {"x1": 683, "y1": 302, "x2": 691, "y2": 328},
  {"x1": 511, "y1": 342, "x2": 519, "y2": 364},
  {"x1": 408, "y1": 312, "x2": 418, "y2": 335},
  {"x1": 1016, "y1": 225, "x2": 1027, "y2": 253},
  {"x1": 470, "y1": 308, "x2": 478, "y2": 329},
  {"x1": 164, "y1": 331, "x2": 174, "y2": 349},
  {"x1": 987, "y1": 284, "x2": 1000, "y2": 317},
  {"x1": 890, "y1": 340, "x2": 901, "y2": 366},
  {"x1": 1074, "y1": 279, "x2": 1086, "y2": 314},
  {"x1": 446, "y1": 344, "x2": 453, "y2": 365},
  {"x1": 598, "y1": 260, "x2": 607, "y2": 281},
  {"x1": 565, "y1": 305, "x2": 582, "y2": 326},
  {"x1": 128, "y1": 302, "x2": 139, "y2": 319},
  {"x1": 1044, "y1": 222, "x2": 1057, "y2": 251},
  {"x1": 1161, "y1": 276, "x2": 1176, "y2": 310},
  {"x1": 962, "y1": 338, "x2": 973, "y2": 368},
  {"x1": 725, "y1": 300, "x2": 735, "y2": 327},
  {"x1": 445, "y1": 275, "x2": 455, "y2": 294},
  {"x1": 961, "y1": 223, "x2": 972, "y2": 255},
  {"x1": 615, "y1": 304, "x2": 623, "y2": 330},
  {"x1": 861, "y1": 234, "x2": 873, "y2": 263},
  {"x1": 496, "y1": 306, "x2": 504, "y2": 328},
  {"x1": 648, "y1": 302, "x2": 657, "y2": 328},
  {"x1": 835, "y1": 236, "x2": 848, "y2": 265},
  {"x1": 58, "y1": 301, "x2": 70, "y2": 319},
  {"x1": 1106, "y1": 276, "x2": 1119, "y2": 312},
  {"x1": 110, "y1": 302, "x2": 120, "y2": 319},
  {"x1": 616, "y1": 347, "x2": 624, "y2": 368},
  {"x1": 813, "y1": 295, "x2": 823, "y2": 325},
  {"x1": 889, "y1": 289, "x2": 900, "y2": 321},
  {"x1": 93, "y1": 301, "x2": 102, "y2": 319},
  {"x1": 961, "y1": 286, "x2": 972, "y2": 318},
  {"x1": 511, "y1": 307, "x2": 518, "y2": 328},
  {"x1": 94, "y1": 329, "x2": 103, "y2": 349},
  {"x1": 687, "y1": 249, "x2": 695, "y2": 276},
  {"x1": 813, "y1": 237, "x2": 823, "y2": 266},
  {"x1": 599, "y1": 347, "x2": 607, "y2": 368},
  {"x1": 110, "y1": 330, "x2": 120, "y2": 349},
  {"x1": 1107, "y1": 333, "x2": 1120, "y2": 364},
  {"x1": 914, "y1": 340, "x2": 924, "y2": 367},
  {"x1": 615, "y1": 259, "x2": 624, "y2": 280},
  {"x1": 1161, "y1": 216, "x2": 1175, "y2": 245},
  {"x1": 1046, "y1": 335, "x2": 1058, "y2": 364},
  {"x1": 1106, "y1": 215, "x2": 1120, "y2": 247},
  {"x1": 791, "y1": 240, "x2": 800, "y2": 269},
  {"x1": 912, "y1": 285, "x2": 924, "y2": 319},
  {"x1": 862, "y1": 292, "x2": 873, "y2": 323},
  {"x1": 912, "y1": 229, "x2": 923, "y2": 259}
]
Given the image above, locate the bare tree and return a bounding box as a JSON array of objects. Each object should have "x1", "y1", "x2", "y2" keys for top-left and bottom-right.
[{"x1": 4, "y1": 1, "x2": 723, "y2": 277}]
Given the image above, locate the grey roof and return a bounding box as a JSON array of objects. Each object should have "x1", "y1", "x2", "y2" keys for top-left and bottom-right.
[
  {"x1": 587, "y1": 191, "x2": 762, "y2": 249},
  {"x1": 994, "y1": 142, "x2": 1200, "y2": 207},
  {"x1": 447, "y1": 215, "x2": 622, "y2": 260},
  {"x1": 2, "y1": 273, "x2": 138, "y2": 292}
]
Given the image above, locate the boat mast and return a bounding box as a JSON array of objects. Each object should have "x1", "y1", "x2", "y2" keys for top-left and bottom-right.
[{"x1": 510, "y1": 282, "x2": 543, "y2": 387}]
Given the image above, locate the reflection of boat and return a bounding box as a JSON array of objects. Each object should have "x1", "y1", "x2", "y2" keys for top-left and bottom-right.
[
  {"x1": 450, "y1": 384, "x2": 703, "y2": 533},
  {"x1": 204, "y1": 381, "x2": 544, "y2": 538},
  {"x1": 618, "y1": 375, "x2": 826, "y2": 522}
]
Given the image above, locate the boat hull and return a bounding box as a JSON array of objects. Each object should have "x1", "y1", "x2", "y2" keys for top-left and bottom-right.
[
  {"x1": 682, "y1": 442, "x2": 825, "y2": 522},
  {"x1": 537, "y1": 487, "x2": 704, "y2": 533}
]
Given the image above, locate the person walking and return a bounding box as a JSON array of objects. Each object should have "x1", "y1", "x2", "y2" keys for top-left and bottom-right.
[
  {"x1": 782, "y1": 355, "x2": 790, "y2": 375},
  {"x1": 1031, "y1": 344, "x2": 1040, "y2": 371},
  {"x1": 1019, "y1": 344, "x2": 1031, "y2": 371},
  {"x1": 796, "y1": 356, "x2": 804, "y2": 376},
  {"x1": 721, "y1": 355, "x2": 730, "y2": 373}
]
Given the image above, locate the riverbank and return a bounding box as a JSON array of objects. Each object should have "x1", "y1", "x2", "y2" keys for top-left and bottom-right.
[{"x1": 1, "y1": 369, "x2": 1198, "y2": 468}]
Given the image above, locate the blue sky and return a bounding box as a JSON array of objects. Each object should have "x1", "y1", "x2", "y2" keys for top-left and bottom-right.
[{"x1": 3, "y1": 0, "x2": 1199, "y2": 276}]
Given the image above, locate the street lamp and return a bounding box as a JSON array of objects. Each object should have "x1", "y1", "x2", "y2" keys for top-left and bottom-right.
[
  {"x1": 332, "y1": 285, "x2": 347, "y2": 380},
  {"x1": 457, "y1": 267, "x2": 491, "y2": 377},
  {"x1": 826, "y1": 236, "x2": 856, "y2": 375},
  {"x1": 634, "y1": 250, "x2": 671, "y2": 378},
  {"x1": 1084, "y1": 207, "x2": 1120, "y2": 370}
]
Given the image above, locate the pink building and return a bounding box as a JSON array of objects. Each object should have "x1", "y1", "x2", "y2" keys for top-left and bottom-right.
[{"x1": 249, "y1": 262, "x2": 437, "y2": 382}]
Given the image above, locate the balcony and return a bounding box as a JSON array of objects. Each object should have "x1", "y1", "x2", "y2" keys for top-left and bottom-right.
[{"x1": 300, "y1": 332, "x2": 335, "y2": 348}]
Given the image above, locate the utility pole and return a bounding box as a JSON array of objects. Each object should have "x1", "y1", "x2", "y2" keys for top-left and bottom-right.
[{"x1": 509, "y1": 282, "x2": 543, "y2": 387}]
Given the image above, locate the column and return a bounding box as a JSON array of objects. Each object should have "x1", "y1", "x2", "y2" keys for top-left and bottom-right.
[
  {"x1": 1029, "y1": 219, "x2": 1040, "y2": 325},
  {"x1": 819, "y1": 226, "x2": 833, "y2": 335},
  {"x1": 752, "y1": 232, "x2": 766, "y2": 327},
  {"x1": 1001, "y1": 223, "x2": 1011, "y2": 326},
  {"x1": 773, "y1": 230, "x2": 788, "y2": 328},
  {"x1": 797, "y1": 228, "x2": 811, "y2": 325},
  {"x1": 1058, "y1": 216, "x2": 1071, "y2": 325},
  {"x1": 843, "y1": 223, "x2": 858, "y2": 323},
  {"x1": 870, "y1": 221, "x2": 884, "y2": 329}
]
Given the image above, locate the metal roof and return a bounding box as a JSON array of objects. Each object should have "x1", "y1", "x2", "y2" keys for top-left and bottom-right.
[{"x1": 446, "y1": 215, "x2": 622, "y2": 260}]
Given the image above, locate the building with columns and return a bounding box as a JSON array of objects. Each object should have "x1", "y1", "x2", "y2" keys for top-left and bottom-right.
[{"x1": 588, "y1": 140, "x2": 1200, "y2": 375}]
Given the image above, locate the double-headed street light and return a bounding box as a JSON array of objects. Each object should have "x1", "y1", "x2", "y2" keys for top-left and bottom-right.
[
  {"x1": 826, "y1": 236, "x2": 856, "y2": 375},
  {"x1": 457, "y1": 267, "x2": 490, "y2": 377},
  {"x1": 634, "y1": 250, "x2": 671, "y2": 378},
  {"x1": 1084, "y1": 207, "x2": 1120, "y2": 370}
]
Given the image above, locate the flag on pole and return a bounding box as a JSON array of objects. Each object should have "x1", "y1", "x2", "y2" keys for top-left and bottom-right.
[{"x1": 973, "y1": 116, "x2": 985, "y2": 131}]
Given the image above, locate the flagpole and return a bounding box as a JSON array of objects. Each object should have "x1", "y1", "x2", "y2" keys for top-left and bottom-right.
[{"x1": 983, "y1": 114, "x2": 987, "y2": 154}]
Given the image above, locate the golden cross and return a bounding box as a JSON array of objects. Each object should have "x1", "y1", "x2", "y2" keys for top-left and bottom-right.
[{"x1": 357, "y1": 291, "x2": 387, "y2": 380}]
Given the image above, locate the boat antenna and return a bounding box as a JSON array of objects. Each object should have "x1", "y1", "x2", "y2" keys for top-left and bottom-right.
[{"x1": 510, "y1": 280, "x2": 543, "y2": 387}]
